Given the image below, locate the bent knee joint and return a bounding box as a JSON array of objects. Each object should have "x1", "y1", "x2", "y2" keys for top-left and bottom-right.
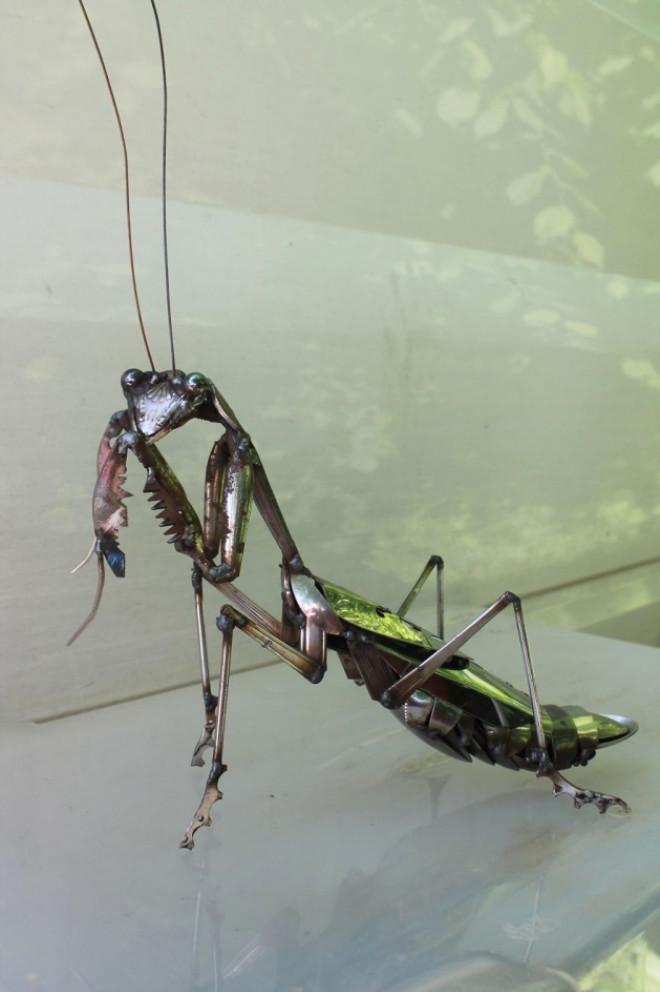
[{"x1": 209, "y1": 562, "x2": 240, "y2": 583}]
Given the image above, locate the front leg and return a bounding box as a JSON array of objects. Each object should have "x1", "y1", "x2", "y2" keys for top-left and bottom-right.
[
  {"x1": 204, "y1": 430, "x2": 304, "y2": 585},
  {"x1": 205, "y1": 432, "x2": 254, "y2": 584},
  {"x1": 93, "y1": 409, "x2": 132, "y2": 576},
  {"x1": 67, "y1": 410, "x2": 131, "y2": 645},
  {"x1": 126, "y1": 436, "x2": 289, "y2": 743},
  {"x1": 125, "y1": 432, "x2": 207, "y2": 558}
]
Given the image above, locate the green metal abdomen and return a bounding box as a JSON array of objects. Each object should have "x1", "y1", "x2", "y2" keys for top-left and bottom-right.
[
  {"x1": 397, "y1": 686, "x2": 637, "y2": 772},
  {"x1": 318, "y1": 578, "x2": 637, "y2": 773}
]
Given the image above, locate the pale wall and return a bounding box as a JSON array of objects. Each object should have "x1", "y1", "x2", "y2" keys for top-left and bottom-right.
[{"x1": 2, "y1": 0, "x2": 660, "y2": 719}]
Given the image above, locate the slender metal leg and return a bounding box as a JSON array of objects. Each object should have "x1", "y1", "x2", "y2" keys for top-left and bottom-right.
[
  {"x1": 252, "y1": 459, "x2": 301, "y2": 567},
  {"x1": 180, "y1": 609, "x2": 235, "y2": 850},
  {"x1": 180, "y1": 603, "x2": 325, "y2": 849},
  {"x1": 190, "y1": 567, "x2": 217, "y2": 767},
  {"x1": 511, "y1": 597, "x2": 547, "y2": 756},
  {"x1": 213, "y1": 614, "x2": 234, "y2": 774},
  {"x1": 436, "y1": 558, "x2": 444, "y2": 640},
  {"x1": 476, "y1": 601, "x2": 629, "y2": 814},
  {"x1": 397, "y1": 554, "x2": 445, "y2": 638},
  {"x1": 385, "y1": 591, "x2": 630, "y2": 812},
  {"x1": 382, "y1": 591, "x2": 548, "y2": 762},
  {"x1": 383, "y1": 592, "x2": 518, "y2": 708}
]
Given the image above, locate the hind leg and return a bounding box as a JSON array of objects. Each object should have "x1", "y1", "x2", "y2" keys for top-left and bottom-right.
[{"x1": 397, "y1": 554, "x2": 445, "y2": 637}]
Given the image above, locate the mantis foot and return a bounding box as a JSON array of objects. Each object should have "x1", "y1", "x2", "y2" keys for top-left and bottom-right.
[
  {"x1": 179, "y1": 763, "x2": 226, "y2": 850},
  {"x1": 548, "y1": 769, "x2": 630, "y2": 814}
]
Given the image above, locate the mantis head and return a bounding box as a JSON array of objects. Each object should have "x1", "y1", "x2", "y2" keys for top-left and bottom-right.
[{"x1": 121, "y1": 368, "x2": 218, "y2": 442}]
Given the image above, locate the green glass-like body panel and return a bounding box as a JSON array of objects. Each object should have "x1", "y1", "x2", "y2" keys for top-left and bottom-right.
[
  {"x1": 321, "y1": 579, "x2": 536, "y2": 721},
  {"x1": 437, "y1": 659, "x2": 535, "y2": 719},
  {"x1": 379, "y1": 638, "x2": 536, "y2": 724},
  {"x1": 321, "y1": 580, "x2": 435, "y2": 649},
  {"x1": 320, "y1": 579, "x2": 534, "y2": 718}
]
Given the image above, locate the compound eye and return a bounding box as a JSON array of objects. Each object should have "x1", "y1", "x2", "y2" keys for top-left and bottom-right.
[
  {"x1": 121, "y1": 368, "x2": 142, "y2": 390},
  {"x1": 185, "y1": 372, "x2": 207, "y2": 393}
]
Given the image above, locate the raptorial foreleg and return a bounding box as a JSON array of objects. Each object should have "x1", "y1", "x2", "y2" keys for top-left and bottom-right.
[
  {"x1": 206, "y1": 432, "x2": 255, "y2": 584},
  {"x1": 67, "y1": 410, "x2": 131, "y2": 644}
]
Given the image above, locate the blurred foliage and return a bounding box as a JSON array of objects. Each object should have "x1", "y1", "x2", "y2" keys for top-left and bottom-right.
[{"x1": 580, "y1": 932, "x2": 660, "y2": 991}]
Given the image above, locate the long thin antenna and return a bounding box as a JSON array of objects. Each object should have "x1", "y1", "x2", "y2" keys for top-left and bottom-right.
[
  {"x1": 77, "y1": 0, "x2": 156, "y2": 372},
  {"x1": 149, "y1": 0, "x2": 177, "y2": 371}
]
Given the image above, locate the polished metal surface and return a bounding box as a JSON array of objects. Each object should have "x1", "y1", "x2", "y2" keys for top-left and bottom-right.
[
  {"x1": 124, "y1": 369, "x2": 216, "y2": 442},
  {"x1": 217, "y1": 446, "x2": 254, "y2": 581},
  {"x1": 598, "y1": 713, "x2": 640, "y2": 745},
  {"x1": 290, "y1": 572, "x2": 343, "y2": 635}
]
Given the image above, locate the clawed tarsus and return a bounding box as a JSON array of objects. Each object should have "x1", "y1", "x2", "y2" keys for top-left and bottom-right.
[
  {"x1": 547, "y1": 769, "x2": 630, "y2": 814},
  {"x1": 180, "y1": 764, "x2": 226, "y2": 850}
]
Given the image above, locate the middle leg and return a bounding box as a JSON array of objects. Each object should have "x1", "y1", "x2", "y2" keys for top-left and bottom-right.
[
  {"x1": 181, "y1": 608, "x2": 235, "y2": 849},
  {"x1": 180, "y1": 604, "x2": 326, "y2": 849},
  {"x1": 189, "y1": 566, "x2": 217, "y2": 767}
]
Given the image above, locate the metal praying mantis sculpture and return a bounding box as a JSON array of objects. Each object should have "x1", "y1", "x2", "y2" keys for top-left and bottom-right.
[{"x1": 70, "y1": 1, "x2": 637, "y2": 849}]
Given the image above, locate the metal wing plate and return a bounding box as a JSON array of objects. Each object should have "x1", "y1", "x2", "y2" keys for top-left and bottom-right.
[{"x1": 319, "y1": 579, "x2": 435, "y2": 649}]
